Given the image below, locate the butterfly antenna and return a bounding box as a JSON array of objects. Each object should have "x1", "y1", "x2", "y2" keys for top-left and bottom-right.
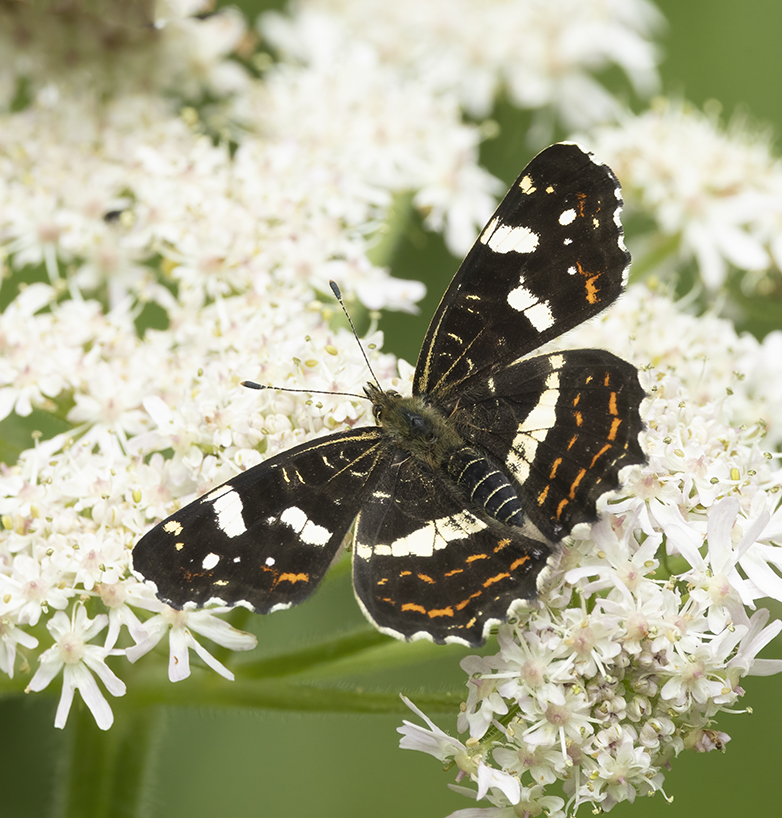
[
  {"x1": 241, "y1": 380, "x2": 365, "y2": 400},
  {"x1": 328, "y1": 280, "x2": 382, "y2": 388},
  {"x1": 242, "y1": 282, "x2": 378, "y2": 399}
]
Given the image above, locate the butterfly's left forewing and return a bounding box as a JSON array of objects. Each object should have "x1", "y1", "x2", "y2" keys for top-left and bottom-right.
[
  {"x1": 132, "y1": 428, "x2": 389, "y2": 612},
  {"x1": 452, "y1": 349, "x2": 646, "y2": 542}
]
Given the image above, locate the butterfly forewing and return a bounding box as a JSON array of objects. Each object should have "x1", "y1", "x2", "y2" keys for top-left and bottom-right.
[
  {"x1": 132, "y1": 428, "x2": 389, "y2": 611},
  {"x1": 414, "y1": 143, "x2": 629, "y2": 397}
]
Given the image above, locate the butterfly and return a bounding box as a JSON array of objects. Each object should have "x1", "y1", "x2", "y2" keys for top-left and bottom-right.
[{"x1": 132, "y1": 142, "x2": 645, "y2": 647}]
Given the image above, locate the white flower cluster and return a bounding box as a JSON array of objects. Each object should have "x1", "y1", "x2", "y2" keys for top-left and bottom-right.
[
  {"x1": 0, "y1": 276, "x2": 408, "y2": 728},
  {"x1": 261, "y1": 0, "x2": 662, "y2": 126},
  {"x1": 0, "y1": 1, "x2": 496, "y2": 729},
  {"x1": 592, "y1": 101, "x2": 782, "y2": 292},
  {"x1": 1, "y1": 19, "x2": 780, "y2": 818},
  {"x1": 400, "y1": 287, "x2": 782, "y2": 815},
  {"x1": 0, "y1": 0, "x2": 250, "y2": 107}
]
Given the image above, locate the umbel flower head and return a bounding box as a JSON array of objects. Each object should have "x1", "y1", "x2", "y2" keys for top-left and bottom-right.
[
  {"x1": 399, "y1": 285, "x2": 782, "y2": 815},
  {"x1": 592, "y1": 100, "x2": 782, "y2": 295}
]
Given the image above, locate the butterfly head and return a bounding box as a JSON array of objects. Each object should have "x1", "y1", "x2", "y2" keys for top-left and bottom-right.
[{"x1": 363, "y1": 382, "x2": 462, "y2": 466}]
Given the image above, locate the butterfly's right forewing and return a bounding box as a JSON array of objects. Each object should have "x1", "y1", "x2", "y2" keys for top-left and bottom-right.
[{"x1": 414, "y1": 143, "x2": 630, "y2": 397}]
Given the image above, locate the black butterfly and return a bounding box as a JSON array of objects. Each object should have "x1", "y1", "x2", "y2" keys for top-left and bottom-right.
[{"x1": 132, "y1": 142, "x2": 645, "y2": 646}]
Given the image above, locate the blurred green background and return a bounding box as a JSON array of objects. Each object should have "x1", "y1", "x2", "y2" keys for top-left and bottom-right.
[{"x1": 3, "y1": 1, "x2": 781, "y2": 817}]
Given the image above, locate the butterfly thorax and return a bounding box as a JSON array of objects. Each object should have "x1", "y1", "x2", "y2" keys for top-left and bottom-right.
[{"x1": 364, "y1": 382, "x2": 526, "y2": 529}]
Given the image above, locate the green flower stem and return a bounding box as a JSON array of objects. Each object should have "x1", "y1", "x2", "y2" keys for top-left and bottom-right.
[
  {"x1": 54, "y1": 702, "x2": 161, "y2": 818},
  {"x1": 128, "y1": 674, "x2": 463, "y2": 715},
  {"x1": 239, "y1": 626, "x2": 445, "y2": 679},
  {"x1": 122, "y1": 627, "x2": 465, "y2": 714}
]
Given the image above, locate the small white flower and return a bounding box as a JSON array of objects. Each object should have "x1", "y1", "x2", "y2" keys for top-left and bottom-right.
[
  {"x1": 0, "y1": 614, "x2": 39, "y2": 679},
  {"x1": 446, "y1": 782, "x2": 566, "y2": 818},
  {"x1": 2, "y1": 553, "x2": 72, "y2": 627},
  {"x1": 126, "y1": 605, "x2": 256, "y2": 682},
  {"x1": 458, "y1": 654, "x2": 509, "y2": 739},
  {"x1": 521, "y1": 685, "x2": 596, "y2": 754},
  {"x1": 668, "y1": 497, "x2": 770, "y2": 629},
  {"x1": 492, "y1": 742, "x2": 562, "y2": 787},
  {"x1": 399, "y1": 696, "x2": 520, "y2": 805},
  {"x1": 591, "y1": 732, "x2": 657, "y2": 808},
  {"x1": 727, "y1": 608, "x2": 782, "y2": 680},
  {"x1": 398, "y1": 694, "x2": 468, "y2": 762},
  {"x1": 26, "y1": 606, "x2": 126, "y2": 730}
]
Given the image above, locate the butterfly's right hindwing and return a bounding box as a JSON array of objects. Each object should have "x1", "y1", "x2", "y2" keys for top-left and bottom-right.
[{"x1": 132, "y1": 428, "x2": 389, "y2": 612}]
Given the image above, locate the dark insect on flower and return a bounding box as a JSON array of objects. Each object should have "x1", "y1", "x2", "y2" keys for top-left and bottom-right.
[{"x1": 132, "y1": 142, "x2": 645, "y2": 646}]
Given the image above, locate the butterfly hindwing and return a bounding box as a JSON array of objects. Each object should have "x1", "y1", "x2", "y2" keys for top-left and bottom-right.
[
  {"x1": 132, "y1": 428, "x2": 389, "y2": 611},
  {"x1": 450, "y1": 349, "x2": 646, "y2": 542},
  {"x1": 351, "y1": 457, "x2": 550, "y2": 645},
  {"x1": 415, "y1": 143, "x2": 629, "y2": 397}
]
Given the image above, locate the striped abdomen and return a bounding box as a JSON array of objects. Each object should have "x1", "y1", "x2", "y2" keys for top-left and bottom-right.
[{"x1": 446, "y1": 446, "x2": 525, "y2": 527}]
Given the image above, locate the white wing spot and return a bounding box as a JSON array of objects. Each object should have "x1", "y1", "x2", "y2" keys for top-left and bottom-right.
[
  {"x1": 163, "y1": 520, "x2": 183, "y2": 536},
  {"x1": 202, "y1": 553, "x2": 220, "y2": 570},
  {"x1": 518, "y1": 174, "x2": 536, "y2": 194},
  {"x1": 526, "y1": 302, "x2": 555, "y2": 332},
  {"x1": 265, "y1": 556, "x2": 275, "y2": 566},
  {"x1": 355, "y1": 511, "x2": 487, "y2": 560},
  {"x1": 209, "y1": 489, "x2": 247, "y2": 538},
  {"x1": 505, "y1": 369, "x2": 561, "y2": 481},
  {"x1": 279, "y1": 506, "x2": 331, "y2": 546},
  {"x1": 480, "y1": 218, "x2": 539, "y2": 254},
  {"x1": 559, "y1": 208, "x2": 576, "y2": 225},
  {"x1": 507, "y1": 284, "x2": 555, "y2": 331}
]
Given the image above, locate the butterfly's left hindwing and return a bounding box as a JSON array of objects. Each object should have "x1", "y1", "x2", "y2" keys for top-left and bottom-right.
[
  {"x1": 132, "y1": 428, "x2": 388, "y2": 612},
  {"x1": 352, "y1": 457, "x2": 550, "y2": 645}
]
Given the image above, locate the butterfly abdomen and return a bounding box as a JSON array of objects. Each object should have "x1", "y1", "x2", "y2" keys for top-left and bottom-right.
[
  {"x1": 366, "y1": 383, "x2": 527, "y2": 530},
  {"x1": 446, "y1": 445, "x2": 525, "y2": 527}
]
